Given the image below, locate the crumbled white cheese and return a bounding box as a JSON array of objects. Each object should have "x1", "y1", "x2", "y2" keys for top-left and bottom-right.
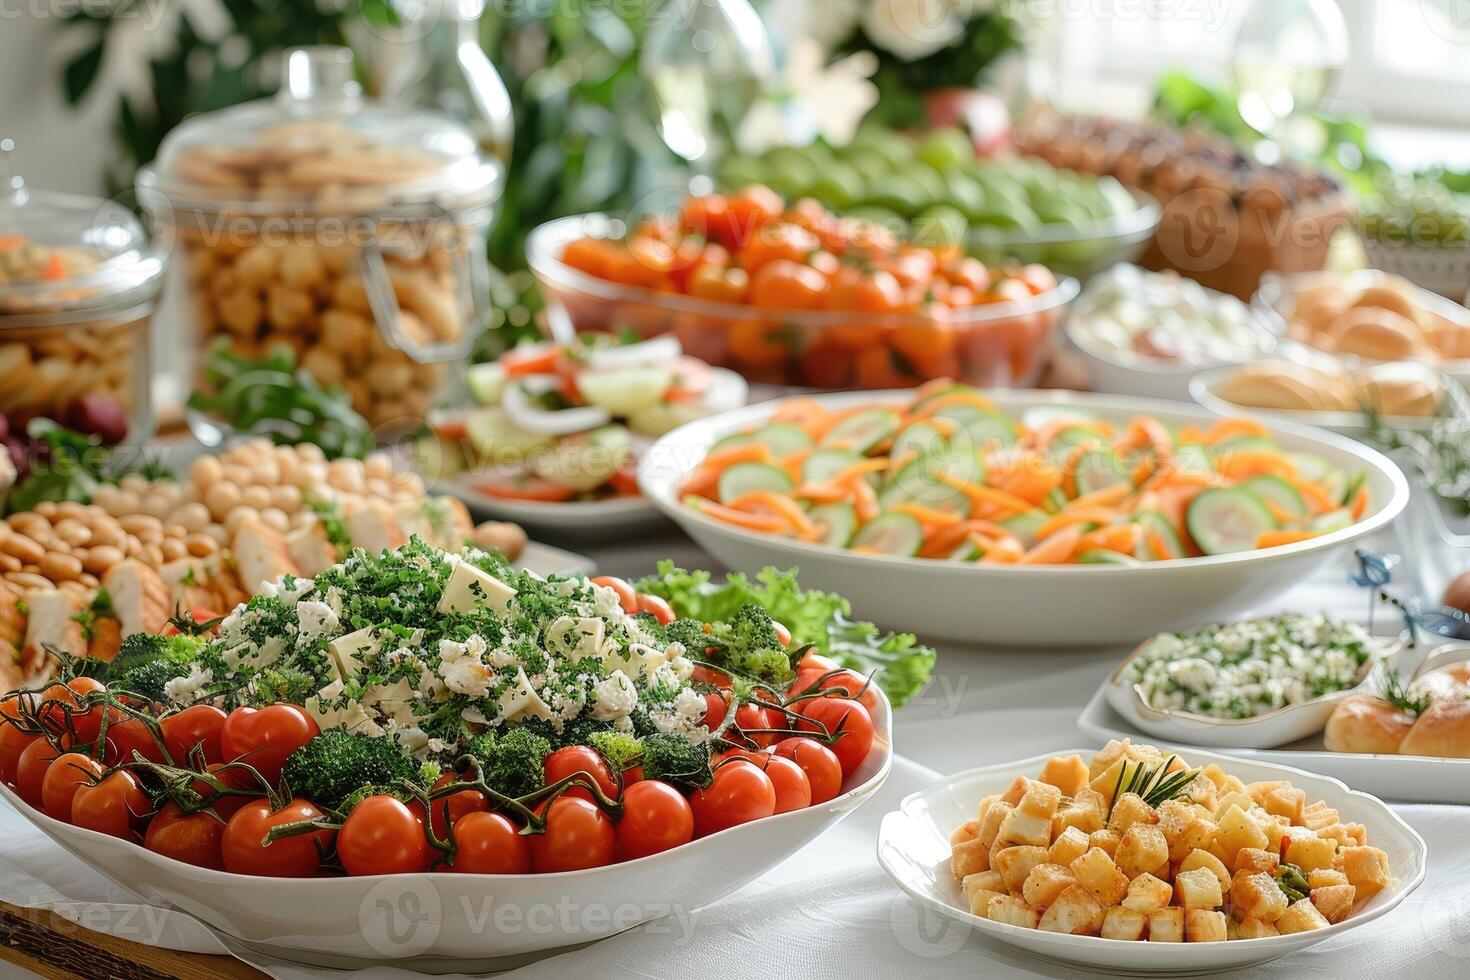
[
  {"x1": 164, "y1": 663, "x2": 214, "y2": 704},
  {"x1": 589, "y1": 670, "x2": 638, "y2": 722},
  {"x1": 296, "y1": 601, "x2": 340, "y2": 645},
  {"x1": 498, "y1": 667, "x2": 553, "y2": 723},
  {"x1": 437, "y1": 561, "x2": 517, "y2": 614}
]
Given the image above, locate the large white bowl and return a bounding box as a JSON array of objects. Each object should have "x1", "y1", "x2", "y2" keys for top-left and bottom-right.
[
  {"x1": 0, "y1": 695, "x2": 891, "y2": 972},
  {"x1": 638, "y1": 389, "x2": 1411, "y2": 646},
  {"x1": 876, "y1": 748, "x2": 1426, "y2": 974}
]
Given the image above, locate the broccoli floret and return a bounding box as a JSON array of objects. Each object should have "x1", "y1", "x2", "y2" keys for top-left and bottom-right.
[
  {"x1": 703, "y1": 604, "x2": 793, "y2": 683},
  {"x1": 108, "y1": 632, "x2": 205, "y2": 679},
  {"x1": 115, "y1": 659, "x2": 188, "y2": 704},
  {"x1": 281, "y1": 730, "x2": 415, "y2": 812},
  {"x1": 640, "y1": 732, "x2": 711, "y2": 789},
  {"x1": 589, "y1": 730, "x2": 643, "y2": 771},
  {"x1": 478, "y1": 727, "x2": 551, "y2": 799},
  {"x1": 556, "y1": 716, "x2": 614, "y2": 748},
  {"x1": 462, "y1": 731, "x2": 498, "y2": 769},
  {"x1": 630, "y1": 611, "x2": 667, "y2": 642},
  {"x1": 664, "y1": 618, "x2": 713, "y2": 653}
]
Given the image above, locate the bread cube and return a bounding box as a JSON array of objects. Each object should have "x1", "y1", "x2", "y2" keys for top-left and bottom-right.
[
  {"x1": 1231, "y1": 870, "x2": 1288, "y2": 923},
  {"x1": 1158, "y1": 801, "x2": 1218, "y2": 862},
  {"x1": 1019, "y1": 780, "x2": 1062, "y2": 820},
  {"x1": 1174, "y1": 867, "x2": 1224, "y2": 910},
  {"x1": 976, "y1": 800, "x2": 1014, "y2": 849},
  {"x1": 1231, "y1": 918, "x2": 1281, "y2": 940},
  {"x1": 1116, "y1": 824, "x2": 1169, "y2": 880},
  {"x1": 1147, "y1": 907, "x2": 1185, "y2": 942},
  {"x1": 975, "y1": 793, "x2": 999, "y2": 823},
  {"x1": 1038, "y1": 884, "x2": 1105, "y2": 936},
  {"x1": 1178, "y1": 849, "x2": 1231, "y2": 891},
  {"x1": 998, "y1": 775, "x2": 1031, "y2": 806},
  {"x1": 962, "y1": 870, "x2": 1006, "y2": 914},
  {"x1": 1108, "y1": 792, "x2": 1156, "y2": 834},
  {"x1": 1214, "y1": 791, "x2": 1256, "y2": 819},
  {"x1": 1055, "y1": 796, "x2": 1105, "y2": 836},
  {"x1": 1285, "y1": 835, "x2": 1338, "y2": 873},
  {"x1": 1307, "y1": 868, "x2": 1350, "y2": 890},
  {"x1": 998, "y1": 807, "x2": 1053, "y2": 848},
  {"x1": 1071, "y1": 847, "x2": 1130, "y2": 906},
  {"x1": 1121, "y1": 872, "x2": 1173, "y2": 914},
  {"x1": 1310, "y1": 883, "x2": 1356, "y2": 924},
  {"x1": 1185, "y1": 775, "x2": 1219, "y2": 812},
  {"x1": 1049, "y1": 826, "x2": 1091, "y2": 867},
  {"x1": 1216, "y1": 805, "x2": 1269, "y2": 868},
  {"x1": 1022, "y1": 863, "x2": 1078, "y2": 909},
  {"x1": 1234, "y1": 847, "x2": 1280, "y2": 875},
  {"x1": 1260, "y1": 815, "x2": 1288, "y2": 853},
  {"x1": 950, "y1": 837, "x2": 990, "y2": 879},
  {"x1": 1088, "y1": 829, "x2": 1122, "y2": 858},
  {"x1": 985, "y1": 894, "x2": 1039, "y2": 929},
  {"x1": 1101, "y1": 905, "x2": 1148, "y2": 941},
  {"x1": 1248, "y1": 780, "x2": 1306, "y2": 822},
  {"x1": 949, "y1": 819, "x2": 978, "y2": 845},
  {"x1": 1185, "y1": 909, "x2": 1228, "y2": 942},
  {"x1": 1319, "y1": 821, "x2": 1368, "y2": 849},
  {"x1": 1275, "y1": 898, "x2": 1330, "y2": 934},
  {"x1": 1038, "y1": 754, "x2": 1089, "y2": 797},
  {"x1": 993, "y1": 845, "x2": 1050, "y2": 893},
  {"x1": 1337, "y1": 846, "x2": 1393, "y2": 900},
  {"x1": 1301, "y1": 800, "x2": 1340, "y2": 831}
]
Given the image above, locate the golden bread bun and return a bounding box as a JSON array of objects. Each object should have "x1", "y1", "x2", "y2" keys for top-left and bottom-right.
[
  {"x1": 1356, "y1": 372, "x2": 1444, "y2": 418},
  {"x1": 1399, "y1": 697, "x2": 1470, "y2": 759},
  {"x1": 1351, "y1": 281, "x2": 1425, "y2": 330},
  {"x1": 1290, "y1": 285, "x2": 1351, "y2": 335},
  {"x1": 1323, "y1": 694, "x2": 1416, "y2": 754},
  {"x1": 1324, "y1": 307, "x2": 1430, "y2": 361},
  {"x1": 1215, "y1": 361, "x2": 1355, "y2": 412}
]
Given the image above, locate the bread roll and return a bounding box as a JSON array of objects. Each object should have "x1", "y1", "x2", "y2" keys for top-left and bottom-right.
[
  {"x1": 1324, "y1": 307, "x2": 1429, "y2": 361},
  {"x1": 1352, "y1": 282, "x2": 1424, "y2": 330},
  {"x1": 1323, "y1": 695, "x2": 1416, "y2": 754},
  {"x1": 1356, "y1": 372, "x2": 1443, "y2": 417},
  {"x1": 1215, "y1": 361, "x2": 1356, "y2": 412},
  {"x1": 1398, "y1": 698, "x2": 1470, "y2": 759}
]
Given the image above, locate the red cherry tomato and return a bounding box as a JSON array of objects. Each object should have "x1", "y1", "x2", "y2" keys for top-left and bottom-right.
[
  {"x1": 590, "y1": 576, "x2": 639, "y2": 614},
  {"x1": 144, "y1": 801, "x2": 224, "y2": 868},
  {"x1": 689, "y1": 760, "x2": 775, "y2": 836},
  {"x1": 617, "y1": 780, "x2": 695, "y2": 859},
  {"x1": 338, "y1": 796, "x2": 431, "y2": 876},
  {"x1": 222, "y1": 798, "x2": 333, "y2": 877},
  {"x1": 219, "y1": 704, "x2": 320, "y2": 784},
  {"x1": 691, "y1": 664, "x2": 733, "y2": 689},
  {"x1": 795, "y1": 652, "x2": 842, "y2": 674},
  {"x1": 0, "y1": 723, "x2": 38, "y2": 785},
  {"x1": 418, "y1": 772, "x2": 490, "y2": 841},
  {"x1": 74, "y1": 770, "x2": 151, "y2": 841},
  {"x1": 797, "y1": 698, "x2": 875, "y2": 777},
  {"x1": 37, "y1": 678, "x2": 106, "y2": 743},
  {"x1": 771, "y1": 737, "x2": 843, "y2": 805},
  {"x1": 103, "y1": 716, "x2": 167, "y2": 765},
  {"x1": 814, "y1": 670, "x2": 880, "y2": 716},
  {"x1": 544, "y1": 746, "x2": 618, "y2": 803},
  {"x1": 700, "y1": 692, "x2": 729, "y2": 731},
  {"x1": 15, "y1": 738, "x2": 63, "y2": 809},
  {"x1": 40, "y1": 751, "x2": 103, "y2": 820},
  {"x1": 529, "y1": 796, "x2": 618, "y2": 873},
  {"x1": 733, "y1": 702, "x2": 781, "y2": 748},
  {"x1": 772, "y1": 621, "x2": 792, "y2": 647},
  {"x1": 449, "y1": 811, "x2": 533, "y2": 873},
  {"x1": 161, "y1": 704, "x2": 228, "y2": 766},
  {"x1": 191, "y1": 763, "x2": 258, "y2": 820},
  {"x1": 739, "y1": 752, "x2": 811, "y2": 814},
  {"x1": 634, "y1": 593, "x2": 676, "y2": 626}
]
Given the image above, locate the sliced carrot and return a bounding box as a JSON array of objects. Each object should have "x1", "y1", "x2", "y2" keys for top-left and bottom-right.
[
  {"x1": 792, "y1": 483, "x2": 850, "y2": 503},
  {"x1": 1261, "y1": 498, "x2": 1299, "y2": 526},
  {"x1": 1255, "y1": 529, "x2": 1324, "y2": 549},
  {"x1": 997, "y1": 461, "x2": 1061, "y2": 505},
  {"x1": 686, "y1": 496, "x2": 791, "y2": 533},
  {"x1": 769, "y1": 398, "x2": 835, "y2": 435},
  {"x1": 1030, "y1": 419, "x2": 1109, "y2": 451},
  {"x1": 1035, "y1": 506, "x2": 1119, "y2": 539},
  {"x1": 702, "y1": 441, "x2": 776, "y2": 471},
  {"x1": 1019, "y1": 524, "x2": 1086, "y2": 564},
  {"x1": 1075, "y1": 522, "x2": 1140, "y2": 557},
  {"x1": 831, "y1": 458, "x2": 889, "y2": 484},
  {"x1": 941, "y1": 476, "x2": 1031, "y2": 518},
  {"x1": 1202, "y1": 418, "x2": 1270, "y2": 444},
  {"x1": 40, "y1": 252, "x2": 67, "y2": 280},
  {"x1": 890, "y1": 502, "x2": 963, "y2": 527},
  {"x1": 910, "y1": 390, "x2": 997, "y2": 421},
  {"x1": 1065, "y1": 481, "x2": 1132, "y2": 511},
  {"x1": 980, "y1": 537, "x2": 1025, "y2": 563},
  {"x1": 919, "y1": 519, "x2": 1016, "y2": 558},
  {"x1": 0, "y1": 235, "x2": 26, "y2": 251},
  {"x1": 1285, "y1": 477, "x2": 1338, "y2": 515},
  {"x1": 1349, "y1": 485, "x2": 1370, "y2": 520},
  {"x1": 727, "y1": 491, "x2": 814, "y2": 534},
  {"x1": 500, "y1": 345, "x2": 561, "y2": 376},
  {"x1": 779, "y1": 447, "x2": 811, "y2": 482},
  {"x1": 1145, "y1": 527, "x2": 1178, "y2": 560},
  {"x1": 1213, "y1": 449, "x2": 1295, "y2": 481},
  {"x1": 850, "y1": 478, "x2": 880, "y2": 524}
]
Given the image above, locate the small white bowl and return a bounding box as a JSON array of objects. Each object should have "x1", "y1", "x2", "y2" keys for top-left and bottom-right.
[{"x1": 877, "y1": 748, "x2": 1426, "y2": 974}]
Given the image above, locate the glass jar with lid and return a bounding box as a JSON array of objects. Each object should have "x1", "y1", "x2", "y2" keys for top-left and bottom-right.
[
  {"x1": 1, "y1": 138, "x2": 164, "y2": 441},
  {"x1": 136, "y1": 45, "x2": 503, "y2": 431}
]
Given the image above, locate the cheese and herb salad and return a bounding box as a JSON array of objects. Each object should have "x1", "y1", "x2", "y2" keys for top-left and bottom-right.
[{"x1": 1127, "y1": 614, "x2": 1383, "y2": 720}]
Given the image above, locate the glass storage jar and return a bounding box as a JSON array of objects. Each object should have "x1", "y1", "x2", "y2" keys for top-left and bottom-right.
[
  {"x1": 1, "y1": 139, "x2": 164, "y2": 440},
  {"x1": 136, "y1": 46, "x2": 502, "y2": 431}
]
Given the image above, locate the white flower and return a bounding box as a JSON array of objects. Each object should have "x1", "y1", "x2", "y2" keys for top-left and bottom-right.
[
  {"x1": 737, "y1": 39, "x2": 879, "y2": 154},
  {"x1": 589, "y1": 670, "x2": 638, "y2": 722},
  {"x1": 164, "y1": 663, "x2": 213, "y2": 704},
  {"x1": 862, "y1": 0, "x2": 966, "y2": 61},
  {"x1": 295, "y1": 601, "x2": 340, "y2": 646}
]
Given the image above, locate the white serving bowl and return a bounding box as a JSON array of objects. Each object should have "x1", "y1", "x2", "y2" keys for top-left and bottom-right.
[
  {"x1": 638, "y1": 389, "x2": 1410, "y2": 646},
  {"x1": 0, "y1": 693, "x2": 891, "y2": 972},
  {"x1": 876, "y1": 749, "x2": 1426, "y2": 974},
  {"x1": 437, "y1": 486, "x2": 671, "y2": 539}
]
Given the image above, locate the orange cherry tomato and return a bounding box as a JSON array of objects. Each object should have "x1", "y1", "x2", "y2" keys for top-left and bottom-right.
[
  {"x1": 41, "y1": 751, "x2": 103, "y2": 820},
  {"x1": 750, "y1": 259, "x2": 828, "y2": 310},
  {"x1": 737, "y1": 222, "x2": 820, "y2": 275},
  {"x1": 635, "y1": 593, "x2": 676, "y2": 626},
  {"x1": 76, "y1": 770, "x2": 151, "y2": 842},
  {"x1": 727, "y1": 318, "x2": 792, "y2": 374},
  {"x1": 590, "y1": 576, "x2": 639, "y2": 613},
  {"x1": 687, "y1": 264, "x2": 750, "y2": 305},
  {"x1": 721, "y1": 186, "x2": 784, "y2": 248}
]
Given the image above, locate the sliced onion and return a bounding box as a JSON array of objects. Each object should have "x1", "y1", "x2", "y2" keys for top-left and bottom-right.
[
  {"x1": 502, "y1": 374, "x2": 611, "y2": 435},
  {"x1": 697, "y1": 368, "x2": 750, "y2": 413},
  {"x1": 585, "y1": 335, "x2": 682, "y2": 370}
]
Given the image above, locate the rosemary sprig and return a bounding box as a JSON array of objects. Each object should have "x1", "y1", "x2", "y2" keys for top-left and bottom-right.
[{"x1": 1108, "y1": 755, "x2": 1203, "y2": 818}]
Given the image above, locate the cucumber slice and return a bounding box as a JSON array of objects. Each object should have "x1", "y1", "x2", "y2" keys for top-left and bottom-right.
[
  {"x1": 1078, "y1": 549, "x2": 1140, "y2": 566},
  {"x1": 1241, "y1": 475, "x2": 1307, "y2": 521},
  {"x1": 1047, "y1": 425, "x2": 1107, "y2": 461},
  {"x1": 717, "y1": 462, "x2": 795, "y2": 504},
  {"x1": 1134, "y1": 510, "x2": 1183, "y2": 560},
  {"x1": 891, "y1": 421, "x2": 949, "y2": 460},
  {"x1": 802, "y1": 448, "x2": 862, "y2": 485},
  {"x1": 464, "y1": 407, "x2": 555, "y2": 460},
  {"x1": 1186, "y1": 487, "x2": 1278, "y2": 556},
  {"x1": 1000, "y1": 509, "x2": 1049, "y2": 547},
  {"x1": 850, "y1": 512, "x2": 924, "y2": 556},
  {"x1": 809, "y1": 502, "x2": 857, "y2": 548},
  {"x1": 627, "y1": 401, "x2": 710, "y2": 437},
  {"x1": 575, "y1": 365, "x2": 674, "y2": 416},
  {"x1": 1340, "y1": 471, "x2": 1367, "y2": 506},
  {"x1": 1041, "y1": 487, "x2": 1068, "y2": 514},
  {"x1": 879, "y1": 455, "x2": 975, "y2": 515},
  {"x1": 531, "y1": 425, "x2": 632, "y2": 492},
  {"x1": 1289, "y1": 452, "x2": 1332, "y2": 483},
  {"x1": 947, "y1": 539, "x2": 986, "y2": 561},
  {"x1": 1021, "y1": 405, "x2": 1098, "y2": 430},
  {"x1": 711, "y1": 432, "x2": 754, "y2": 453},
  {"x1": 931, "y1": 404, "x2": 1017, "y2": 450},
  {"x1": 1072, "y1": 447, "x2": 1130, "y2": 497},
  {"x1": 465, "y1": 361, "x2": 507, "y2": 405},
  {"x1": 820, "y1": 409, "x2": 900, "y2": 454},
  {"x1": 413, "y1": 434, "x2": 464, "y2": 480},
  {"x1": 750, "y1": 423, "x2": 814, "y2": 457},
  {"x1": 1310, "y1": 508, "x2": 1354, "y2": 534},
  {"x1": 1320, "y1": 469, "x2": 1349, "y2": 503}
]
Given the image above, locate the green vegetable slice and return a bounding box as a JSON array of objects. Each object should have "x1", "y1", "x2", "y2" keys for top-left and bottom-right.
[
  {"x1": 1078, "y1": 549, "x2": 1140, "y2": 566},
  {"x1": 850, "y1": 512, "x2": 924, "y2": 556},
  {"x1": 1241, "y1": 475, "x2": 1308, "y2": 521},
  {"x1": 750, "y1": 423, "x2": 814, "y2": 457},
  {"x1": 809, "y1": 502, "x2": 857, "y2": 548},
  {"x1": 890, "y1": 421, "x2": 949, "y2": 460},
  {"x1": 931, "y1": 404, "x2": 1017, "y2": 450},
  {"x1": 1187, "y1": 487, "x2": 1277, "y2": 555},
  {"x1": 1310, "y1": 508, "x2": 1355, "y2": 534},
  {"x1": 1000, "y1": 509, "x2": 1049, "y2": 547},
  {"x1": 1071, "y1": 447, "x2": 1130, "y2": 497},
  {"x1": 1134, "y1": 510, "x2": 1184, "y2": 560},
  {"x1": 879, "y1": 455, "x2": 974, "y2": 516},
  {"x1": 717, "y1": 462, "x2": 795, "y2": 504},
  {"x1": 802, "y1": 448, "x2": 863, "y2": 485},
  {"x1": 819, "y1": 409, "x2": 901, "y2": 454}
]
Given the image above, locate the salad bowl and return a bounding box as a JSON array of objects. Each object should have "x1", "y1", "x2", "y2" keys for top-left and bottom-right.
[
  {"x1": 0, "y1": 695, "x2": 892, "y2": 972},
  {"x1": 639, "y1": 389, "x2": 1411, "y2": 646},
  {"x1": 876, "y1": 749, "x2": 1426, "y2": 974}
]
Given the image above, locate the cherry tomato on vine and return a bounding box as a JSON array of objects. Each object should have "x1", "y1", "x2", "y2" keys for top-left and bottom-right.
[
  {"x1": 449, "y1": 811, "x2": 532, "y2": 874},
  {"x1": 772, "y1": 621, "x2": 792, "y2": 647},
  {"x1": 104, "y1": 716, "x2": 167, "y2": 765},
  {"x1": 338, "y1": 796, "x2": 431, "y2": 876},
  {"x1": 617, "y1": 780, "x2": 694, "y2": 859},
  {"x1": 700, "y1": 692, "x2": 729, "y2": 731},
  {"x1": 736, "y1": 752, "x2": 811, "y2": 814},
  {"x1": 634, "y1": 593, "x2": 675, "y2": 626},
  {"x1": 589, "y1": 576, "x2": 638, "y2": 614},
  {"x1": 812, "y1": 670, "x2": 879, "y2": 716},
  {"x1": 733, "y1": 702, "x2": 781, "y2": 748},
  {"x1": 74, "y1": 770, "x2": 151, "y2": 842},
  {"x1": 417, "y1": 772, "x2": 489, "y2": 841},
  {"x1": 529, "y1": 796, "x2": 617, "y2": 873},
  {"x1": 544, "y1": 746, "x2": 618, "y2": 803},
  {"x1": 692, "y1": 664, "x2": 732, "y2": 689},
  {"x1": 221, "y1": 798, "x2": 333, "y2": 877},
  {"x1": 0, "y1": 722, "x2": 38, "y2": 785},
  {"x1": 219, "y1": 704, "x2": 319, "y2": 783},
  {"x1": 40, "y1": 751, "x2": 103, "y2": 821},
  {"x1": 15, "y1": 737, "x2": 63, "y2": 809},
  {"x1": 161, "y1": 704, "x2": 228, "y2": 766},
  {"x1": 689, "y1": 760, "x2": 775, "y2": 836},
  {"x1": 190, "y1": 763, "x2": 258, "y2": 821},
  {"x1": 770, "y1": 737, "x2": 843, "y2": 805},
  {"x1": 38, "y1": 678, "x2": 106, "y2": 743},
  {"x1": 797, "y1": 698, "x2": 874, "y2": 777},
  {"x1": 144, "y1": 801, "x2": 224, "y2": 868}
]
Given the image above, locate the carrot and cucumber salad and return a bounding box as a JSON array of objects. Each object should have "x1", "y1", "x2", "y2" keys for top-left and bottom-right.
[{"x1": 678, "y1": 383, "x2": 1372, "y2": 565}]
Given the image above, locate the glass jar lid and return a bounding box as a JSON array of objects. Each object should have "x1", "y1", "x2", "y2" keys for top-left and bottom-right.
[
  {"x1": 136, "y1": 46, "x2": 502, "y2": 220},
  {"x1": 0, "y1": 138, "x2": 164, "y2": 320}
]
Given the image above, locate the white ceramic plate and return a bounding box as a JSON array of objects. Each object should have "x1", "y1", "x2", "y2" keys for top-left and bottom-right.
[
  {"x1": 639, "y1": 389, "x2": 1411, "y2": 646},
  {"x1": 0, "y1": 694, "x2": 891, "y2": 972},
  {"x1": 876, "y1": 749, "x2": 1426, "y2": 974},
  {"x1": 1078, "y1": 679, "x2": 1470, "y2": 805},
  {"x1": 440, "y1": 485, "x2": 669, "y2": 539},
  {"x1": 515, "y1": 541, "x2": 596, "y2": 577}
]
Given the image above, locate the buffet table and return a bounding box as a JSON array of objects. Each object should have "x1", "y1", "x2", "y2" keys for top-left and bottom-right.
[{"x1": 0, "y1": 527, "x2": 1464, "y2": 980}]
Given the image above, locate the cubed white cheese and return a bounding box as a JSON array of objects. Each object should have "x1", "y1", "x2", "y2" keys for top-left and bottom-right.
[
  {"x1": 437, "y1": 561, "x2": 517, "y2": 615},
  {"x1": 497, "y1": 667, "x2": 552, "y2": 723},
  {"x1": 327, "y1": 626, "x2": 379, "y2": 680}
]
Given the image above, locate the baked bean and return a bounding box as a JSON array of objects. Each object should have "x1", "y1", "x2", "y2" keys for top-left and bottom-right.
[
  {"x1": 117, "y1": 513, "x2": 162, "y2": 536},
  {"x1": 0, "y1": 555, "x2": 19, "y2": 573},
  {"x1": 171, "y1": 502, "x2": 211, "y2": 533},
  {"x1": 184, "y1": 533, "x2": 218, "y2": 558},
  {"x1": 53, "y1": 520, "x2": 92, "y2": 548},
  {"x1": 190, "y1": 454, "x2": 225, "y2": 490},
  {"x1": 40, "y1": 551, "x2": 84, "y2": 582},
  {"x1": 141, "y1": 543, "x2": 164, "y2": 567},
  {"x1": 269, "y1": 484, "x2": 302, "y2": 513},
  {"x1": 5, "y1": 571, "x2": 54, "y2": 592},
  {"x1": 161, "y1": 538, "x2": 188, "y2": 562},
  {"x1": 223, "y1": 506, "x2": 260, "y2": 534},
  {"x1": 0, "y1": 533, "x2": 45, "y2": 566},
  {"x1": 203, "y1": 481, "x2": 242, "y2": 519},
  {"x1": 241, "y1": 485, "x2": 273, "y2": 511},
  {"x1": 78, "y1": 573, "x2": 99, "y2": 589},
  {"x1": 81, "y1": 545, "x2": 124, "y2": 574}
]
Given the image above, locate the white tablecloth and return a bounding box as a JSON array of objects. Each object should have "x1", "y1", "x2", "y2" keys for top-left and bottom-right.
[{"x1": 2, "y1": 529, "x2": 1465, "y2": 979}]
